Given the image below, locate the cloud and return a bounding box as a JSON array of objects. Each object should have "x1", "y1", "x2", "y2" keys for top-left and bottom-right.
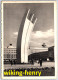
[
  {"x1": 31, "y1": 29, "x2": 54, "y2": 39},
  {"x1": 30, "y1": 29, "x2": 54, "y2": 48}
]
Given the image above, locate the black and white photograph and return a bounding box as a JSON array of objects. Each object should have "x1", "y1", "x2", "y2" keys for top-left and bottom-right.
[{"x1": 2, "y1": 1, "x2": 57, "y2": 79}]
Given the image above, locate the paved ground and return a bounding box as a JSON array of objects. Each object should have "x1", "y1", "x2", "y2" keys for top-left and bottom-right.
[{"x1": 4, "y1": 61, "x2": 55, "y2": 70}]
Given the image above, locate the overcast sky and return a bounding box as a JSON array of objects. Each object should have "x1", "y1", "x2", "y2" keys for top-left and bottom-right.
[{"x1": 4, "y1": 3, "x2": 54, "y2": 48}]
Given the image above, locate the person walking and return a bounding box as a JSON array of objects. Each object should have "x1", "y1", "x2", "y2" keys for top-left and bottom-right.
[{"x1": 39, "y1": 59, "x2": 42, "y2": 67}]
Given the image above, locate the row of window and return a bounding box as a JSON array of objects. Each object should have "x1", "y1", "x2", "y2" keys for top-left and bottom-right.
[
  {"x1": 4, "y1": 54, "x2": 16, "y2": 59},
  {"x1": 4, "y1": 52, "x2": 17, "y2": 53},
  {"x1": 4, "y1": 50, "x2": 17, "y2": 52},
  {"x1": 4, "y1": 49, "x2": 17, "y2": 52}
]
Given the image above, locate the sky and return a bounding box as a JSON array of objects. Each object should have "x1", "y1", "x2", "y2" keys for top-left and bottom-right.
[{"x1": 3, "y1": 3, "x2": 54, "y2": 49}]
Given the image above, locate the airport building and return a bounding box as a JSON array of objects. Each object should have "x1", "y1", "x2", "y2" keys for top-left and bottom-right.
[
  {"x1": 4, "y1": 44, "x2": 17, "y2": 63},
  {"x1": 4, "y1": 44, "x2": 54, "y2": 64},
  {"x1": 48, "y1": 46, "x2": 54, "y2": 61},
  {"x1": 4, "y1": 48, "x2": 17, "y2": 60}
]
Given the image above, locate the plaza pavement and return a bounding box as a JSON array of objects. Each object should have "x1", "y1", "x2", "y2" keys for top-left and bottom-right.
[{"x1": 4, "y1": 61, "x2": 55, "y2": 70}]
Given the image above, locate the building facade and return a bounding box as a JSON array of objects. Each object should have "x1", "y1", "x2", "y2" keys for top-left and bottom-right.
[
  {"x1": 48, "y1": 46, "x2": 54, "y2": 61},
  {"x1": 4, "y1": 48, "x2": 17, "y2": 63}
]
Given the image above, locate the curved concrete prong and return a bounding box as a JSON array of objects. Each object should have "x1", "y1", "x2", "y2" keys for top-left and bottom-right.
[
  {"x1": 18, "y1": 9, "x2": 37, "y2": 63},
  {"x1": 34, "y1": 18, "x2": 37, "y2": 25},
  {"x1": 26, "y1": 9, "x2": 30, "y2": 18},
  {"x1": 31, "y1": 14, "x2": 34, "y2": 22}
]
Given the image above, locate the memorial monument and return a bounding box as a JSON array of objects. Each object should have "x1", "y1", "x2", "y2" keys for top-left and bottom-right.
[{"x1": 17, "y1": 9, "x2": 37, "y2": 63}]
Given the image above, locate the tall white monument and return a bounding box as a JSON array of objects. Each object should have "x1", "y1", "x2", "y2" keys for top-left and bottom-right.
[{"x1": 21, "y1": 9, "x2": 37, "y2": 63}]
